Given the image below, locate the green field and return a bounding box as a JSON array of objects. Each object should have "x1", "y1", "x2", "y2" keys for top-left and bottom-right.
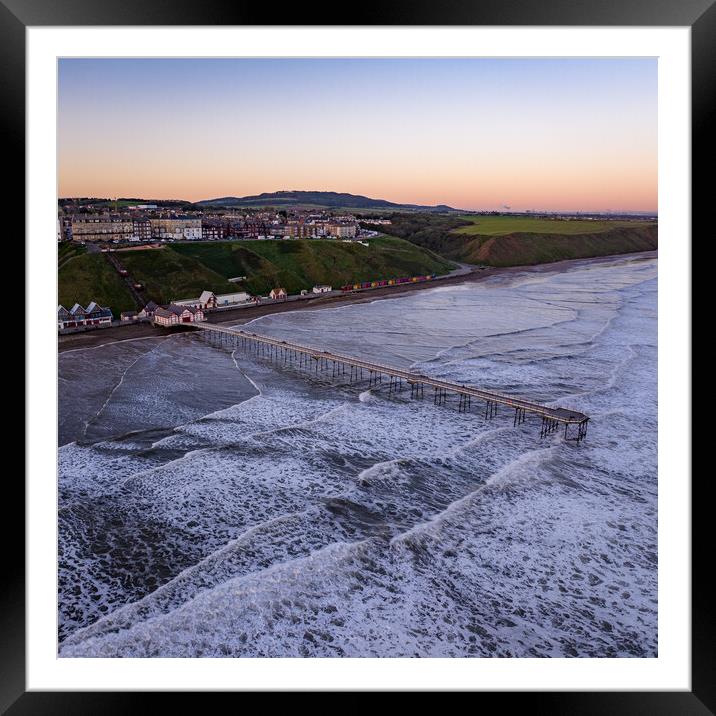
[
  {"x1": 454, "y1": 215, "x2": 656, "y2": 236},
  {"x1": 171, "y1": 236, "x2": 454, "y2": 296},
  {"x1": 374, "y1": 212, "x2": 658, "y2": 268},
  {"x1": 58, "y1": 254, "x2": 136, "y2": 316}
]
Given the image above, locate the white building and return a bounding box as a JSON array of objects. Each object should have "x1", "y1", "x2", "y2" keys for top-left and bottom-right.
[
  {"x1": 172, "y1": 297, "x2": 204, "y2": 309},
  {"x1": 215, "y1": 292, "x2": 250, "y2": 306},
  {"x1": 172, "y1": 290, "x2": 251, "y2": 311},
  {"x1": 150, "y1": 217, "x2": 202, "y2": 241},
  {"x1": 312, "y1": 285, "x2": 332, "y2": 294}
]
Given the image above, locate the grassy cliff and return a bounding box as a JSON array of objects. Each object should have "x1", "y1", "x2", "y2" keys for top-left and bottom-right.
[
  {"x1": 171, "y1": 236, "x2": 454, "y2": 296},
  {"x1": 119, "y1": 248, "x2": 239, "y2": 304},
  {"x1": 58, "y1": 237, "x2": 454, "y2": 313},
  {"x1": 373, "y1": 214, "x2": 657, "y2": 267},
  {"x1": 58, "y1": 254, "x2": 136, "y2": 316}
]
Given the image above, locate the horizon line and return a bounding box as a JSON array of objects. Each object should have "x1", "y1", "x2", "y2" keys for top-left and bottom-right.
[{"x1": 57, "y1": 192, "x2": 658, "y2": 215}]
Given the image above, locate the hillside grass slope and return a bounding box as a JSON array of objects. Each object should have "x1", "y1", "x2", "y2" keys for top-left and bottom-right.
[
  {"x1": 57, "y1": 236, "x2": 455, "y2": 314},
  {"x1": 118, "y1": 248, "x2": 240, "y2": 305},
  {"x1": 456, "y1": 224, "x2": 658, "y2": 266},
  {"x1": 172, "y1": 236, "x2": 454, "y2": 296},
  {"x1": 58, "y1": 254, "x2": 136, "y2": 316},
  {"x1": 372, "y1": 213, "x2": 657, "y2": 267}
]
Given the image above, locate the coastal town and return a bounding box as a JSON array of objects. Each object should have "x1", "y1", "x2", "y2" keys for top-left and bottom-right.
[
  {"x1": 58, "y1": 200, "x2": 368, "y2": 244},
  {"x1": 56, "y1": 199, "x2": 468, "y2": 335},
  {"x1": 56, "y1": 198, "x2": 655, "y2": 337}
]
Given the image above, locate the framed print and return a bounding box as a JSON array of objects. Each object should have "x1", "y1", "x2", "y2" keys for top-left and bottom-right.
[{"x1": 8, "y1": 0, "x2": 709, "y2": 710}]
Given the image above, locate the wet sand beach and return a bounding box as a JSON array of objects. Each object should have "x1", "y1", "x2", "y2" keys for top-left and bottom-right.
[{"x1": 58, "y1": 251, "x2": 657, "y2": 354}]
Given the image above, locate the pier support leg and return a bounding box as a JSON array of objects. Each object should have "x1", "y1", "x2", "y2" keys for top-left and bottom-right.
[
  {"x1": 485, "y1": 400, "x2": 497, "y2": 420},
  {"x1": 564, "y1": 419, "x2": 589, "y2": 443}
]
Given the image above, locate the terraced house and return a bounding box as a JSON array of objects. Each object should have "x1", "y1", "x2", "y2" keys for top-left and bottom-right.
[
  {"x1": 58, "y1": 302, "x2": 113, "y2": 330},
  {"x1": 149, "y1": 216, "x2": 202, "y2": 241},
  {"x1": 70, "y1": 215, "x2": 133, "y2": 243}
]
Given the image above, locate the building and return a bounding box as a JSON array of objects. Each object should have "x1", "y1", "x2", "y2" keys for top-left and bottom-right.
[
  {"x1": 120, "y1": 311, "x2": 139, "y2": 322},
  {"x1": 312, "y1": 285, "x2": 332, "y2": 293},
  {"x1": 199, "y1": 291, "x2": 217, "y2": 309},
  {"x1": 60, "y1": 216, "x2": 73, "y2": 241},
  {"x1": 138, "y1": 301, "x2": 159, "y2": 320},
  {"x1": 175, "y1": 290, "x2": 252, "y2": 310},
  {"x1": 269, "y1": 287, "x2": 287, "y2": 300},
  {"x1": 68, "y1": 303, "x2": 87, "y2": 324},
  {"x1": 131, "y1": 218, "x2": 152, "y2": 242},
  {"x1": 153, "y1": 304, "x2": 205, "y2": 327},
  {"x1": 57, "y1": 305, "x2": 71, "y2": 330},
  {"x1": 85, "y1": 302, "x2": 114, "y2": 326},
  {"x1": 71, "y1": 216, "x2": 133, "y2": 243},
  {"x1": 325, "y1": 223, "x2": 357, "y2": 239},
  {"x1": 285, "y1": 221, "x2": 318, "y2": 239},
  {"x1": 214, "y1": 292, "x2": 250, "y2": 307},
  {"x1": 171, "y1": 297, "x2": 203, "y2": 309},
  {"x1": 58, "y1": 302, "x2": 113, "y2": 330},
  {"x1": 201, "y1": 221, "x2": 229, "y2": 241},
  {"x1": 150, "y1": 217, "x2": 202, "y2": 241},
  {"x1": 172, "y1": 291, "x2": 217, "y2": 310}
]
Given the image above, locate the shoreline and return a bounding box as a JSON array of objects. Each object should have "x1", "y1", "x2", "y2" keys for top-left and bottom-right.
[{"x1": 58, "y1": 250, "x2": 657, "y2": 353}]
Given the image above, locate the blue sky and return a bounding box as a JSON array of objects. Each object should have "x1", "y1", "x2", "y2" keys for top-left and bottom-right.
[{"x1": 58, "y1": 57, "x2": 657, "y2": 211}]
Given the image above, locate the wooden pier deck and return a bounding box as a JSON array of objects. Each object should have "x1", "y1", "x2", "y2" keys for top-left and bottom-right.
[{"x1": 192, "y1": 322, "x2": 589, "y2": 442}]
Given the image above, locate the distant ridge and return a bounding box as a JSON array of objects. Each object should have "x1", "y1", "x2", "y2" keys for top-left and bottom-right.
[{"x1": 195, "y1": 190, "x2": 458, "y2": 212}]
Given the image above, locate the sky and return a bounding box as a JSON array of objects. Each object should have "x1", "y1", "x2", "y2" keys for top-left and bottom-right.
[{"x1": 58, "y1": 58, "x2": 657, "y2": 212}]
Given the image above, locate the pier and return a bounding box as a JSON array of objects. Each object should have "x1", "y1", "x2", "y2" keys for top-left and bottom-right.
[{"x1": 191, "y1": 323, "x2": 589, "y2": 443}]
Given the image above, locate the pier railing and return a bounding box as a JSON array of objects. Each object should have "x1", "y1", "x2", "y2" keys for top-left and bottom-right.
[{"x1": 191, "y1": 322, "x2": 589, "y2": 442}]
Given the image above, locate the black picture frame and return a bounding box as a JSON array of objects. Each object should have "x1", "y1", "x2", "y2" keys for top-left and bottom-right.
[{"x1": 6, "y1": 0, "x2": 707, "y2": 710}]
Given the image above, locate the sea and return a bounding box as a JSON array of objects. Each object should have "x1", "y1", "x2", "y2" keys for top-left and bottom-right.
[{"x1": 57, "y1": 253, "x2": 657, "y2": 658}]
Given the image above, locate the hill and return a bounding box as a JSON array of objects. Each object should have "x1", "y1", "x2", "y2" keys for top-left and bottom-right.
[
  {"x1": 118, "y1": 248, "x2": 241, "y2": 305},
  {"x1": 171, "y1": 236, "x2": 454, "y2": 296},
  {"x1": 195, "y1": 190, "x2": 457, "y2": 212},
  {"x1": 370, "y1": 213, "x2": 658, "y2": 267},
  {"x1": 459, "y1": 225, "x2": 658, "y2": 266},
  {"x1": 58, "y1": 254, "x2": 136, "y2": 316},
  {"x1": 58, "y1": 237, "x2": 454, "y2": 314}
]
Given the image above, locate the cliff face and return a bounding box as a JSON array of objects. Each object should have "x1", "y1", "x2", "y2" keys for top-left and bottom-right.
[{"x1": 458, "y1": 224, "x2": 658, "y2": 266}]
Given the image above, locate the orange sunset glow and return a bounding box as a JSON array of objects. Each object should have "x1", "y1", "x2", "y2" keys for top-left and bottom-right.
[{"x1": 58, "y1": 58, "x2": 657, "y2": 212}]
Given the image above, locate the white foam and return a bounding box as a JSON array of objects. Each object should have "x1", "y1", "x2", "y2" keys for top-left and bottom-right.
[{"x1": 58, "y1": 256, "x2": 658, "y2": 657}]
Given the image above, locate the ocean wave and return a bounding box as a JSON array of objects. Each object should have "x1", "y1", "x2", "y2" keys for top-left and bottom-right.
[{"x1": 58, "y1": 256, "x2": 658, "y2": 657}]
